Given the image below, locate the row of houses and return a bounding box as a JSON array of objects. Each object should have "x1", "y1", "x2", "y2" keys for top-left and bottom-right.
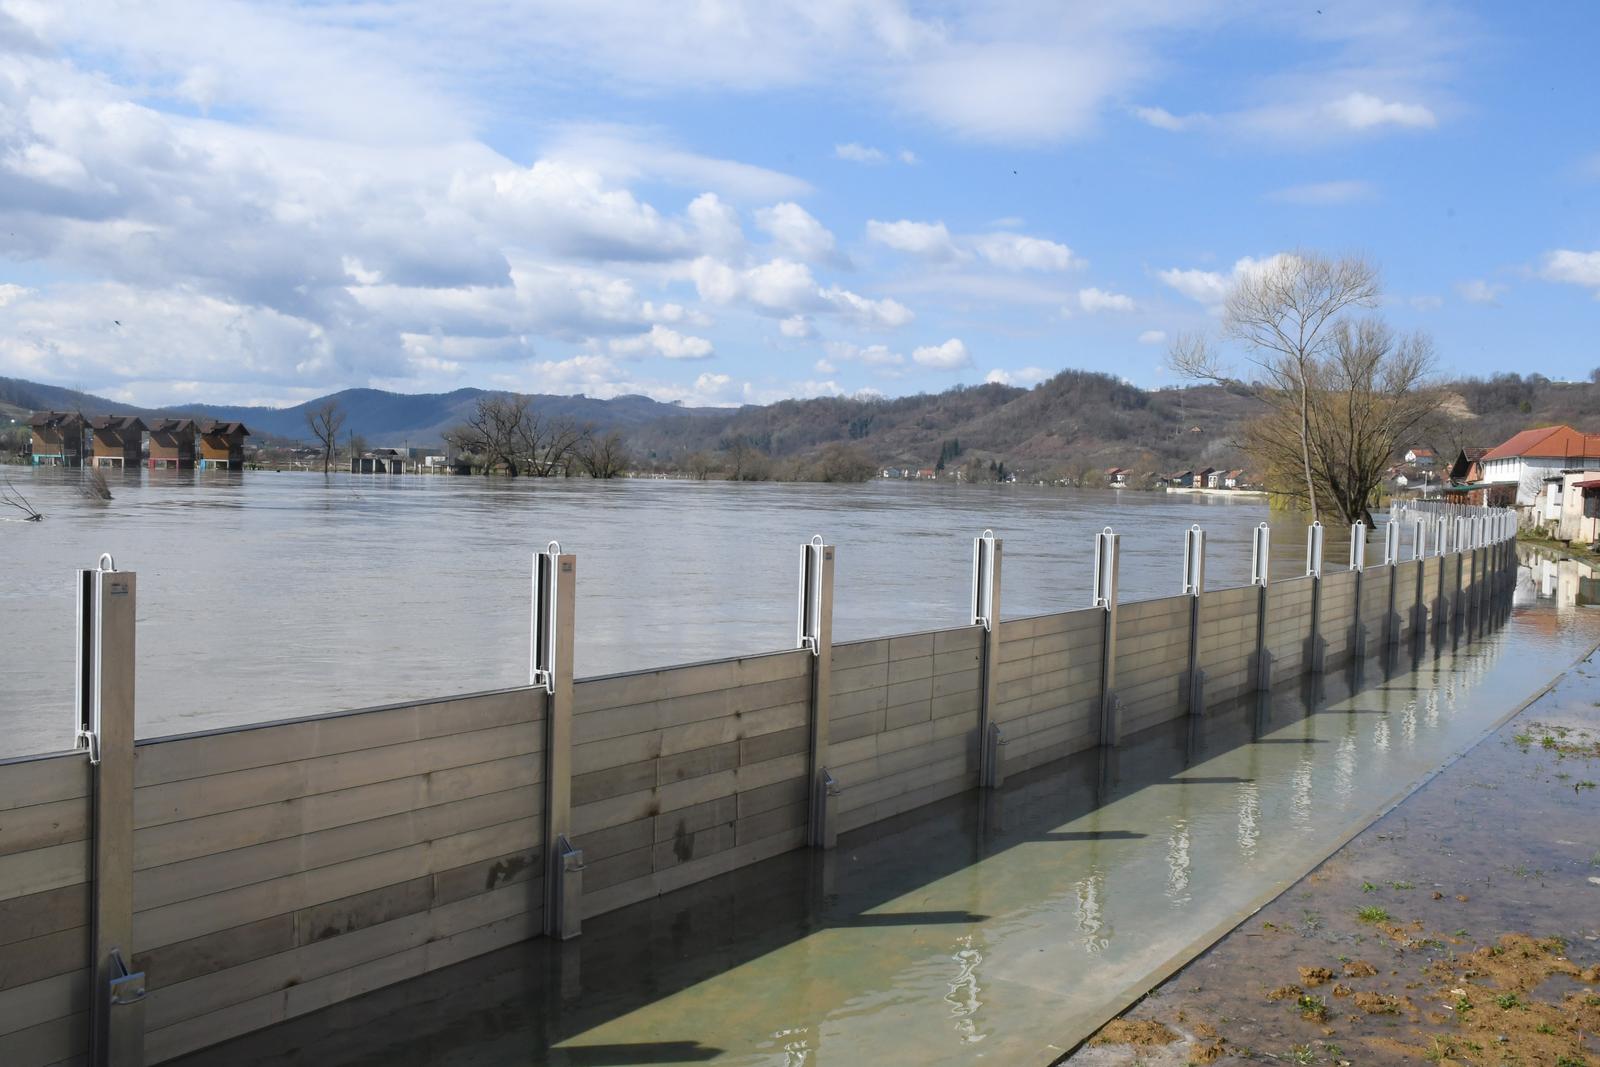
[
  {"x1": 1137, "y1": 467, "x2": 1254, "y2": 490},
  {"x1": 27, "y1": 412, "x2": 251, "y2": 470}
]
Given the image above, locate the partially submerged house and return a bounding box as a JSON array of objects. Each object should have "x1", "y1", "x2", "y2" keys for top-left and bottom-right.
[
  {"x1": 351, "y1": 448, "x2": 405, "y2": 474},
  {"x1": 198, "y1": 421, "x2": 250, "y2": 470},
  {"x1": 1106, "y1": 467, "x2": 1129, "y2": 488},
  {"x1": 28, "y1": 411, "x2": 87, "y2": 466},
  {"x1": 1556, "y1": 473, "x2": 1600, "y2": 547},
  {"x1": 90, "y1": 415, "x2": 146, "y2": 468},
  {"x1": 147, "y1": 418, "x2": 197, "y2": 469}
]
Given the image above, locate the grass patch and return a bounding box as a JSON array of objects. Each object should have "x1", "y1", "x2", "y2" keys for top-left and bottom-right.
[{"x1": 1357, "y1": 906, "x2": 1390, "y2": 924}]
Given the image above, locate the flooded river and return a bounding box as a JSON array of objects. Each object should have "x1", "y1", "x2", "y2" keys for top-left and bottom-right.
[{"x1": 4, "y1": 467, "x2": 1320, "y2": 755}]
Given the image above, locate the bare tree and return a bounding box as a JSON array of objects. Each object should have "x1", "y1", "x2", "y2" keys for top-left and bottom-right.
[
  {"x1": 517, "y1": 411, "x2": 589, "y2": 477},
  {"x1": 683, "y1": 451, "x2": 716, "y2": 480},
  {"x1": 304, "y1": 399, "x2": 345, "y2": 474},
  {"x1": 725, "y1": 437, "x2": 771, "y2": 481},
  {"x1": 809, "y1": 442, "x2": 876, "y2": 483},
  {"x1": 1234, "y1": 319, "x2": 1437, "y2": 526},
  {"x1": 1170, "y1": 251, "x2": 1381, "y2": 522},
  {"x1": 578, "y1": 431, "x2": 630, "y2": 478},
  {"x1": 446, "y1": 395, "x2": 529, "y2": 475},
  {"x1": 444, "y1": 394, "x2": 589, "y2": 477}
]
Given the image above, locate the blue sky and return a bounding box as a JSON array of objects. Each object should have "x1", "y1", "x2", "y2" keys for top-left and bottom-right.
[{"x1": 0, "y1": 1, "x2": 1596, "y2": 408}]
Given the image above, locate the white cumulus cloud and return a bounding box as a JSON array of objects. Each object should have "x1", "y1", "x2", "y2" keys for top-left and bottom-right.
[
  {"x1": 610, "y1": 324, "x2": 715, "y2": 360},
  {"x1": 866, "y1": 218, "x2": 959, "y2": 259},
  {"x1": 1138, "y1": 330, "x2": 1167, "y2": 345},
  {"x1": 755, "y1": 202, "x2": 836, "y2": 262},
  {"x1": 912, "y1": 338, "x2": 971, "y2": 370},
  {"x1": 1324, "y1": 92, "x2": 1436, "y2": 131},
  {"x1": 985, "y1": 366, "x2": 1049, "y2": 386},
  {"x1": 1541, "y1": 250, "x2": 1600, "y2": 295},
  {"x1": 1078, "y1": 287, "x2": 1136, "y2": 313},
  {"x1": 1456, "y1": 279, "x2": 1507, "y2": 306},
  {"x1": 835, "y1": 143, "x2": 887, "y2": 164}
]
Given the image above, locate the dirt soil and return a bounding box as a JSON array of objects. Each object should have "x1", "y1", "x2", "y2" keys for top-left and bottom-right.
[{"x1": 1065, "y1": 647, "x2": 1600, "y2": 1067}]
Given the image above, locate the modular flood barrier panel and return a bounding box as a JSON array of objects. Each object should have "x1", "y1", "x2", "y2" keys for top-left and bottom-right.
[{"x1": 0, "y1": 505, "x2": 1520, "y2": 1065}]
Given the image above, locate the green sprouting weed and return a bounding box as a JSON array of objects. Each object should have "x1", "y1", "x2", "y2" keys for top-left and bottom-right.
[
  {"x1": 1495, "y1": 992, "x2": 1523, "y2": 1010},
  {"x1": 1390, "y1": 880, "x2": 1415, "y2": 890},
  {"x1": 1361, "y1": 881, "x2": 1378, "y2": 893},
  {"x1": 1357, "y1": 906, "x2": 1390, "y2": 923},
  {"x1": 1296, "y1": 994, "x2": 1328, "y2": 1021}
]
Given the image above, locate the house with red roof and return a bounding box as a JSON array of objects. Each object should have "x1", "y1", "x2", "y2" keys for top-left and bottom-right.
[{"x1": 1479, "y1": 425, "x2": 1600, "y2": 505}]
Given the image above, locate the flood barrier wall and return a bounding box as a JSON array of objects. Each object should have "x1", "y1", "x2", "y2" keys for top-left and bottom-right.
[{"x1": 0, "y1": 508, "x2": 1519, "y2": 1065}]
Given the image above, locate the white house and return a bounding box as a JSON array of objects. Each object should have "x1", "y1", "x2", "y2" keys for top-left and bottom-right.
[{"x1": 1479, "y1": 425, "x2": 1600, "y2": 505}]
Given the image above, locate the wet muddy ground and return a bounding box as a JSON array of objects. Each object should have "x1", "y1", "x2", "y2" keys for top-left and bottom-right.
[{"x1": 1066, "y1": 644, "x2": 1600, "y2": 1067}]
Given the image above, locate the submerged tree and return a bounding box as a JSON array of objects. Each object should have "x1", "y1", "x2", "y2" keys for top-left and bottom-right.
[
  {"x1": 1170, "y1": 251, "x2": 1381, "y2": 523},
  {"x1": 304, "y1": 399, "x2": 345, "y2": 474},
  {"x1": 445, "y1": 394, "x2": 589, "y2": 477},
  {"x1": 579, "y1": 431, "x2": 630, "y2": 479}
]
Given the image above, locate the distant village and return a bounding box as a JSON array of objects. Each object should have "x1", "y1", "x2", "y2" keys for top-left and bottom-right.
[{"x1": 12, "y1": 408, "x2": 1600, "y2": 550}]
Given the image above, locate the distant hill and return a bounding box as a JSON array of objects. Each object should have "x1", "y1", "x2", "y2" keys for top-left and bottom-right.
[
  {"x1": 5, "y1": 369, "x2": 1598, "y2": 480},
  {"x1": 0, "y1": 378, "x2": 715, "y2": 446}
]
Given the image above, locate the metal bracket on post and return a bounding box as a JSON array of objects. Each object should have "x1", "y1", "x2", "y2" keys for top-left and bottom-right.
[
  {"x1": 1305, "y1": 522, "x2": 1325, "y2": 674},
  {"x1": 972, "y1": 530, "x2": 1004, "y2": 787},
  {"x1": 1434, "y1": 517, "x2": 1449, "y2": 630},
  {"x1": 79, "y1": 555, "x2": 142, "y2": 1067},
  {"x1": 1182, "y1": 525, "x2": 1207, "y2": 716},
  {"x1": 983, "y1": 722, "x2": 1007, "y2": 790},
  {"x1": 798, "y1": 535, "x2": 838, "y2": 843},
  {"x1": 1094, "y1": 527, "x2": 1122, "y2": 746},
  {"x1": 1349, "y1": 523, "x2": 1367, "y2": 662},
  {"x1": 1411, "y1": 517, "x2": 1429, "y2": 644},
  {"x1": 533, "y1": 542, "x2": 581, "y2": 940},
  {"x1": 1250, "y1": 522, "x2": 1272, "y2": 692},
  {"x1": 1384, "y1": 521, "x2": 1400, "y2": 650}
]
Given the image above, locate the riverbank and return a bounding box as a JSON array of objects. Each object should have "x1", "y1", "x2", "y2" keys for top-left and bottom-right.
[{"x1": 1065, "y1": 637, "x2": 1600, "y2": 1067}]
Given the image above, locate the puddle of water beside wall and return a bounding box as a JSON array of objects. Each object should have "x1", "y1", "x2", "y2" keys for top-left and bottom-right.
[{"x1": 173, "y1": 593, "x2": 1600, "y2": 1067}]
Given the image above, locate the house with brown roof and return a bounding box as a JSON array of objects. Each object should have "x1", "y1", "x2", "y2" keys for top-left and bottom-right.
[
  {"x1": 147, "y1": 418, "x2": 197, "y2": 469},
  {"x1": 1479, "y1": 425, "x2": 1600, "y2": 505},
  {"x1": 28, "y1": 411, "x2": 87, "y2": 466},
  {"x1": 1447, "y1": 447, "x2": 1488, "y2": 486},
  {"x1": 89, "y1": 416, "x2": 146, "y2": 468},
  {"x1": 1106, "y1": 467, "x2": 1129, "y2": 488},
  {"x1": 198, "y1": 421, "x2": 250, "y2": 470}
]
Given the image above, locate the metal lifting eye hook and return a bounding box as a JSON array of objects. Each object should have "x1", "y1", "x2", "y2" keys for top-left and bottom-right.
[
  {"x1": 97, "y1": 553, "x2": 116, "y2": 572},
  {"x1": 809, "y1": 533, "x2": 823, "y2": 548},
  {"x1": 546, "y1": 540, "x2": 562, "y2": 555}
]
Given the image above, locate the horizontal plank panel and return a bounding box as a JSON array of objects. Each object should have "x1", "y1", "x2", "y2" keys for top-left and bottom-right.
[
  {"x1": 135, "y1": 786, "x2": 536, "y2": 912},
  {"x1": 0, "y1": 1012, "x2": 84, "y2": 1067},
  {"x1": 574, "y1": 651, "x2": 809, "y2": 715},
  {"x1": 134, "y1": 689, "x2": 543, "y2": 787},
  {"x1": 0, "y1": 924, "x2": 87, "y2": 992},
  {"x1": 133, "y1": 817, "x2": 538, "y2": 952},
  {"x1": 141, "y1": 878, "x2": 536, "y2": 1033},
  {"x1": 145, "y1": 911, "x2": 538, "y2": 1063},
  {"x1": 0, "y1": 753, "x2": 90, "y2": 813},
  {"x1": 133, "y1": 751, "x2": 540, "y2": 872},
  {"x1": 0, "y1": 970, "x2": 84, "y2": 1036},
  {"x1": 134, "y1": 721, "x2": 541, "y2": 830},
  {"x1": 0, "y1": 841, "x2": 89, "y2": 904},
  {"x1": 0, "y1": 798, "x2": 88, "y2": 858}
]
